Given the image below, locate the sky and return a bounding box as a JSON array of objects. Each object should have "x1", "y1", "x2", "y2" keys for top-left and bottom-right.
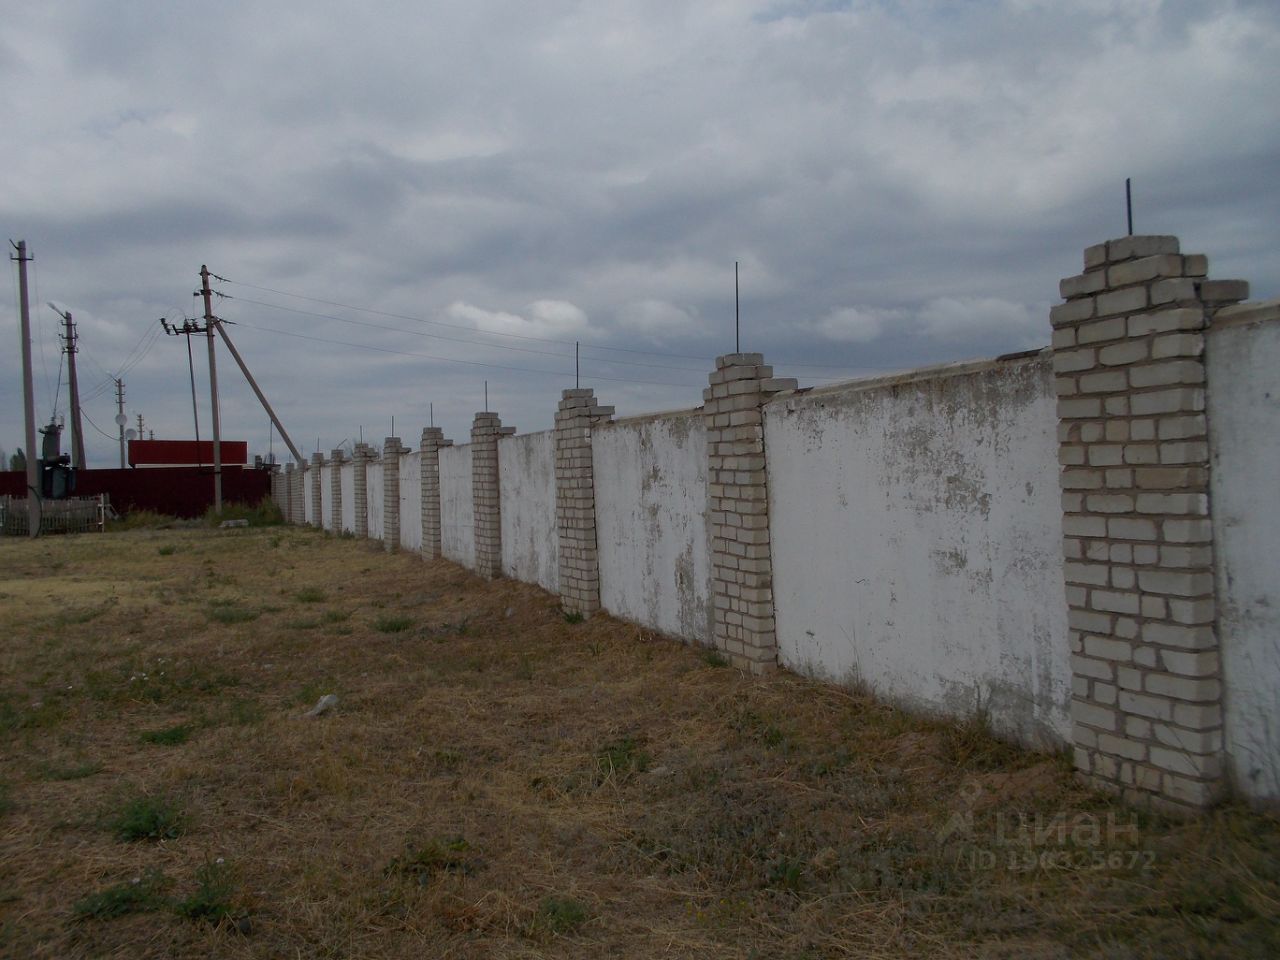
[{"x1": 2, "y1": 0, "x2": 1278, "y2": 467}]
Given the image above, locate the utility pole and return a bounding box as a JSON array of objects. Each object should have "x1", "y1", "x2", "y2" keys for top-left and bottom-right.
[
  {"x1": 200, "y1": 265, "x2": 223, "y2": 513},
  {"x1": 213, "y1": 321, "x2": 303, "y2": 465},
  {"x1": 114, "y1": 379, "x2": 126, "y2": 468},
  {"x1": 11, "y1": 240, "x2": 38, "y2": 537},
  {"x1": 50, "y1": 304, "x2": 87, "y2": 469}
]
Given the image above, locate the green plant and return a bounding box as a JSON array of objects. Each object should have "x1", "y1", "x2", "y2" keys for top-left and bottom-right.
[
  {"x1": 108, "y1": 510, "x2": 179, "y2": 531},
  {"x1": 700, "y1": 648, "x2": 730, "y2": 668},
  {"x1": 174, "y1": 859, "x2": 237, "y2": 924},
  {"x1": 295, "y1": 587, "x2": 327, "y2": 603},
  {"x1": 72, "y1": 869, "x2": 167, "y2": 920},
  {"x1": 106, "y1": 794, "x2": 185, "y2": 842},
  {"x1": 0, "y1": 782, "x2": 12, "y2": 817},
  {"x1": 157, "y1": 545, "x2": 177, "y2": 556},
  {"x1": 563, "y1": 610, "x2": 584, "y2": 625},
  {"x1": 385, "y1": 837, "x2": 475, "y2": 885},
  {"x1": 322, "y1": 609, "x2": 350, "y2": 623},
  {"x1": 595, "y1": 737, "x2": 650, "y2": 784},
  {"x1": 374, "y1": 615, "x2": 413, "y2": 634},
  {"x1": 207, "y1": 602, "x2": 258, "y2": 625},
  {"x1": 41, "y1": 760, "x2": 103, "y2": 781},
  {"x1": 534, "y1": 896, "x2": 589, "y2": 935},
  {"x1": 226, "y1": 697, "x2": 264, "y2": 726},
  {"x1": 203, "y1": 498, "x2": 283, "y2": 528},
  {"x1": 139, "y1": 724, "x2": 192, "y2": 746}
]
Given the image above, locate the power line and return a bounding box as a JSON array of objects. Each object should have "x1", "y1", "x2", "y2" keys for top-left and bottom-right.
[
  {"x1": 221, "y1": 293, "x2": 709, "y2": 374},
  {"x1": 235, "y1": 317, "x2": 706, "y2": 389},
  {"x1": 80, "y1": 405, "x2": 118, "y2": 441}
]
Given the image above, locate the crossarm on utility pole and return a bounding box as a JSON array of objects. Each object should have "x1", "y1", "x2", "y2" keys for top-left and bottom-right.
[{"x1": 213, "y1": 322, "x2": 304, "y2": 465}]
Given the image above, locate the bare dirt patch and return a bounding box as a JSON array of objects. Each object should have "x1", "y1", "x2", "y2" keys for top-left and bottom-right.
[{"x1": 1, "y1": 526, "x2": 1277, "y2": 958}]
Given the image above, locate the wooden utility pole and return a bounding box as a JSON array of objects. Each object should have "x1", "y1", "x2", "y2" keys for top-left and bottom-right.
[
  {"x1": 11, "y1": 241, "x2": 38, "y2": 537},
  {"x1": 200, "y1": 265, "x2": 223, "y2": 513},
  {"x1": 50, "y1": 304, "x2": 87, "y2": 469}
]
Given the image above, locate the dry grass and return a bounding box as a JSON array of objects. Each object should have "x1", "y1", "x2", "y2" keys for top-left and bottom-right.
[{"x1": 0, "y1": 525, "x2": 1277, "y2": 959}]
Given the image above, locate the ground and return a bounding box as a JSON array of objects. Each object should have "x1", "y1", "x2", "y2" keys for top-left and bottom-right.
[{"x1": 0, "y1": 524, "x2": 1277, "y2": 959}]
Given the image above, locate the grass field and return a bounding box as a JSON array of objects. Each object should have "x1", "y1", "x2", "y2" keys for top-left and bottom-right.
[{"x1": 0, "y1": 525, "x2": 1277, "y2": 958}]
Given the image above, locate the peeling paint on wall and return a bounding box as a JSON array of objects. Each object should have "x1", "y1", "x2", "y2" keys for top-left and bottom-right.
[
  {"x1": 594, "y1": 411, "x2": 712, "y2": 643},
  {"x1": 765, "y1": 355, "x2": 1071, "y2": 747}
]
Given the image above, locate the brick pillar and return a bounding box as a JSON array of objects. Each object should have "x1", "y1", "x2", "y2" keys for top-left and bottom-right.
[
  {"x1": 703, "y1": 354, "x2": 796, "y2": 675},
  {"x1": 383, "y1": 436, "x2": 402, "y2": 552},
  {"x1": 1052, "y1": 234, "x2": 1248, "y2": 812},
  {"x1": 352, "y1": 444, "x2": 369, "y2": 539},
  {"x1": 554, "y1": 389, "x2": 614, "y2": 616},
  {"x1": 420, "y1": 427, "x2": 452, "y2": 560},
  {"x1": 310, "y1": 452, "x2": 324, "y2": 528},
  {"x1": 471, "y1": 412, "x2": 515, "y2": 579},
  {"x1": 290, "y1": 463, "x2": 305, "y2": 526},
  {"x1": 279, "y1": 464, "x2": 291, "y2": 521},
  {"x1": 329, "y1": 449, "x2": 345, "y2": 533}
]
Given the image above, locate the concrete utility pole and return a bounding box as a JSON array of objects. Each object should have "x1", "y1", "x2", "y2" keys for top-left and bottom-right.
[
  {"x1": 50, "y1": 304, "x2": 87, "y2": 469},
  {"x1": 11, "y1": 240, "x2": 38, "y2": 537},
  {"x1": 200, "y1": 265, "x2": 223, "y2": 514},
  {"x1": 213, "y1": 321, "x2": 303, "y2": 465},
  {"x1": 115, "y1": 379, "x2": 126, "y2": 468}
]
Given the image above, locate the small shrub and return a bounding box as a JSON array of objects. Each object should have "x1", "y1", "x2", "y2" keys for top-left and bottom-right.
[
  {"x1": 109, "y1": 510, "x2": 179, "y2": 531},
  {"x1": 107, "y1": 794, "x2": 185, "y2": 842},
  {"x1": 139, "y1": 724, "x2": 192, "y2": 746},
  {"x1": 595, "y1": 737, "x2": 650, "y2": 784},
  {"x1": 700, "y1": 648, "x2": 730, "y2": 668},
  {"x1": 321, "y1": 609, "x2": 350, "y2": 623},
  {"x1": 562, "y1": 610, "x2": 584, "y2": 625},
  {"x1": 294, "y1": 587, "x2": 327, "y2": 603},
  {"x1": 207, "y1": 602, "x2": 258, "y2": 625},
  {"x1": 157, "y1": 545, "x2": 177, "y2": 556},
  {"x1": 374, "y1": 615, "x2": 413, "y2": 634},
  {"x1": 385, "y1": 837, "x2": 476, "y2": 885},
  {"x1": 174, "y1": 859, "x2": 237, "y2": 924},
  {"x1": 535, "y1": 896, "x2": 589, "y2": 936},
  {"x1": 72, "y1": 869, "x2": 167, "y2": 920}
]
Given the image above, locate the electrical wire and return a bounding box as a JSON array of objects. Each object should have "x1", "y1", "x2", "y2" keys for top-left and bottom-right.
[
  {"x1": 80, "y1": 405, "x2": 118, "y2": 442},
  {"x1": 232, "y1": 318, "x2": 703, "y2": 388}
]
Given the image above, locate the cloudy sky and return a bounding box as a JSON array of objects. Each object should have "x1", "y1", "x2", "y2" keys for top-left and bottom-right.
[{"x1": 3, "y1": 0, "x2": 1277, "y2": 467}]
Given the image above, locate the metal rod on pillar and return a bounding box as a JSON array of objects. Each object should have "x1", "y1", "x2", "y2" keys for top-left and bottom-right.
[
  {"x1": 575, "y1": 341, "x2": 579, "y2": 389},
  {"x1": 1125, "y1": 178, "x2": 1133, "y2": 236}
]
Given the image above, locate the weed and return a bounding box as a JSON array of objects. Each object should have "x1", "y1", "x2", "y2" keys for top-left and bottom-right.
[
  {"x1": 534, "y1": 896, "x2": 589, "y2": 936},
  {"x1": 0, "y1": 782, "x2": 11, "y2": 817},
  {"x1": 226, "y1": 698, "x2": 264, "y2": 726},
  {"x1": 72, "y1": 869, "x2": 167, "y2": 920},
  {"x1": 385, "y1": 837, "x2": 476, "y2": 885},
  {"x1": 563, "y1": 609, "x2": 584, "y2": 625},
  {"x1": 321, "y1": 609, "x2": 350, "y2": 623},
  {"x1": 139, "y1": 724, "x2": 192, "y2": 746},
  {"x1": 514, "y1": 655, "x2": 534, "y2": 681},
  {"x1": 942, "y1": 707, "x2": 1023, "y2": 771},
  {"x1": 766, "y1": 855, "x2": 806, "y2": 893},
  {"x1": 173, "y1": 859, "x2": 237, "y2": 924},
  {"x1": 157, "y1": 545, "x2": 177, "y2": 557},
  {"x1": 41, "y1": 760, "x2": 103, "y2": 781},
  {"x1": 106, "y1": 793, "x2": 185, "y2": 842},
  {"x1": 595, "y1": 736, "x2": 650, "y2": 784},
  {"x1": 294, "y1": 587, "x2": 327, "y2": 603},
  {"x1": 207, "y1": 602, "x2": 259, "y2": 625},
  {"x1": 203, "y1": 498, "x2": 283, "y2": 528},
  {"x1": 108, "y1": 510, "x2": 179, "y2": 531},
  {"x1": 374, "y1": 615, "x2": 413, "y2": 634},
  {"x1": 733, "y1": 708, "x2": 789, "y2": 750},
  {"x1": 56, "y1": 599, "x2": 117, "y2": 626},
  {"x1": 287, "y1": 618, "x2": 321, "y2": 631},
  {"x1": 268, "y1": 535, "x2": 281, "y2": 549},
  {"x1": 0, "y1": 692, "x2": 65, "y2": 731},
  {"x1": 700, "y1": 648, "x2": 730, "y2": 668}
]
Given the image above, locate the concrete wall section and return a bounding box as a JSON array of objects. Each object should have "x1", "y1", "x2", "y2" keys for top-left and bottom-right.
[
  {"x1": 499, "y1": 430, "x2": 559, "y2": 593},
  {"x1": 594, "y1": 411, "x2": 712, "y2": 643},
  {"x1": 765, "y1": 355, "x2": 1071, "y2": 747},
  {"x1": 366, "y1": 461, "x2": 384, "y2": 542},
  {"x1": 340, "y1": 462, "x2": 355, "y2": 533},
  {"x1": 303, "y1": 469, "x2": 314, "y2": 525},
  {"x1": 399, "y1": 451, "x2": 422, "y2": 553},
  {"x1": 439, "y1": 444, "x2": 475, "y2": 569},
  {"x1": 1207, "y1": 302, "x2": 1280, "y2": 801}
]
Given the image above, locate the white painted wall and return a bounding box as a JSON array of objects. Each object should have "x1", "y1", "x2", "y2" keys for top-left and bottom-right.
[
  {"x1": 400, "y1": 451, "x2": 422, "y2": 552},
  {"x1": 1208, "y1": 302, "x2": 1280, "y2": 802},
  {"x1": 367, "y1": 461, "x2": 384, "y2": 542},
  {"x1": 765, "y1": 355, "x2": 1071, "y2": 747},
  {"x1": 340, "y1": 462, "x2": 355, "y2": 533},
  {"x1": 319, "y1": 468, "x2": 333, "y2": 531},
  {"x1": 594, "y1": 411, "x2": 712, "y2": 643},
  {"x1": 439, "y1": 444, "x2": 475, "y2": 570},
  {"x1": 499, "y1": 430, "x2": 558, "y2": 593}
]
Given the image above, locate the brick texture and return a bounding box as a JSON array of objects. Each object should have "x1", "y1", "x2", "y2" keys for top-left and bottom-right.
[
  {"x1": 420, "y1": 427, "x2": 452, "y2": 560},
  {"x1": 351, "y1": 444, "x2": 371, "y2": 539},
  {"x1": 703, "y1": 354, "x2": 797, "y2": 675},
  {"x1": 310, "y1": 452, "x2": 324, "y2": 528},
  {"x1": 1052, "y1": 236, "x2": 1247, "y2": 812},
  {"x1": 329, "y1": 449, "x2": 345, "y2": 533},
  {"x1": 471, "y1": 413, "x2": 514, "y2": 579},
  {"x1": 289, "y1": 463, "x2": 305, "y2": 526},
  {"x1": 555, "y1": 389, "x2": 614, "y2": 615},
  {"x1": 383, "y1": 436, "x2": 404, "y2": 552}
]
